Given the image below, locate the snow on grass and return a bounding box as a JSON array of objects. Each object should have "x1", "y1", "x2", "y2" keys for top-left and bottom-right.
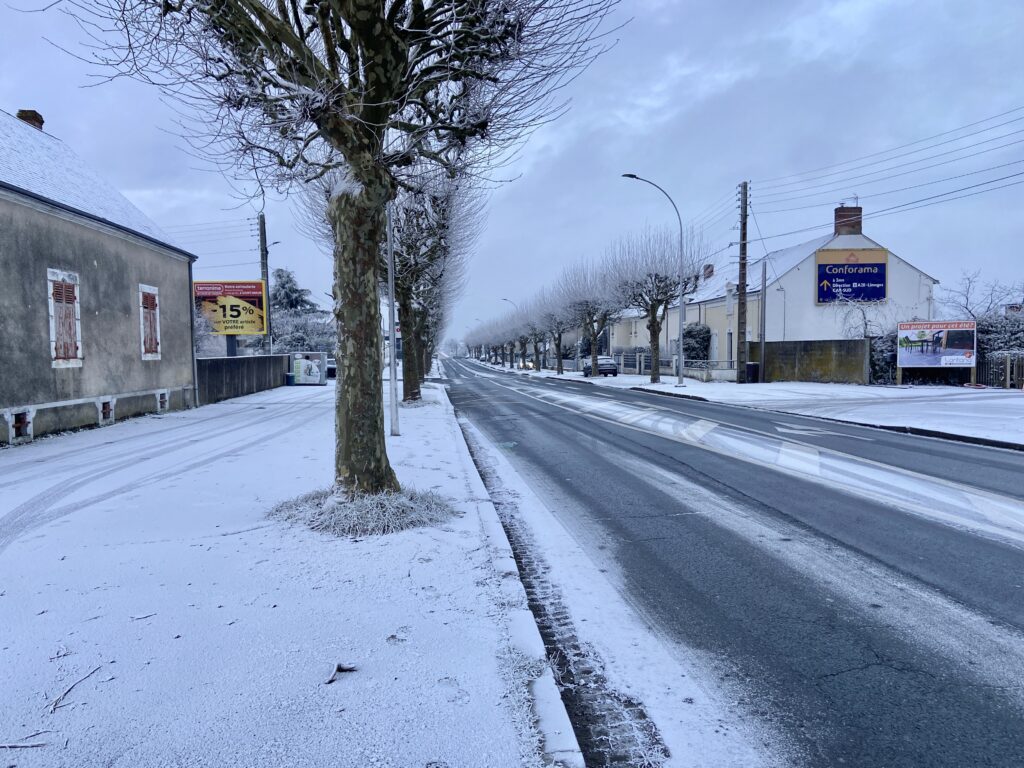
[
  {"x1": 0, "y1": 381, "x2": 550, "y2": 767},
  {"x1": 270, "y1": 487, "x2": 457, "y2": 537}
]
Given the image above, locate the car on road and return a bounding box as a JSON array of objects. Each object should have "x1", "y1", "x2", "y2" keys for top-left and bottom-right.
[{"x1": 582, "y1": 355, "x2": 618, "y2": 377}]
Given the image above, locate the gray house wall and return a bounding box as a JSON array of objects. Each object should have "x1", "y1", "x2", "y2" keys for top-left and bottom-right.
[{"x1": 0, "y1": 192, "x2": 195, "y2": 443}]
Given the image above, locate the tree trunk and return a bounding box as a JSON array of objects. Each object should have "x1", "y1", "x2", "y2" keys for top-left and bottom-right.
[
  {"x1": 519, "y1": 339, "x2": 529, "y2": 369},
  {"x1": 328, "y1": 190, "x2": 399, "y2": 495},
  {"x1": 555, "y1": 333, "x2": 563, "y2": 374},
  {"x1": 508, "y1": 343, "x2": 516, "y2": 368},
  {"x1": 533, "y1": 340, "x2": 541, "y2": 371},
  {"x1": 647, "y1": 304, "x2": 662, "y2": 383},
  {"x1": 590, "y1": 322, "x2": 600, "y2": 378},
  {"x1": 396, "y1": 290, "x2": 421, "y2": 402}
]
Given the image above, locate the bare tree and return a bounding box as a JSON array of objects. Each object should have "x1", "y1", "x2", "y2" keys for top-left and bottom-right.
[
  {"x1": 72, "y1": 0, "x2": 617, "y2": 496},
  {"x1": 538, "y1": 287, "x2": 573, "y2": 374},
  {"x1": 940, "y1": 270, "x2": 1021, "y2": 319},
  {"x1": 607, "y1": 227, "x2": 700, "y2": 383},
  {"x1": 560, "y1": 261, "x2": 621, "y2": 377}
]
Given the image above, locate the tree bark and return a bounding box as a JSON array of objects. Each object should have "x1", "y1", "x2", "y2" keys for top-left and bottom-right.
[
  {"x1": 554, "y1": 333, "x2": 563, "y2": 374},
  {"x1": 533, "y1": 341, "x2": 541, "y2": 371},
  {"x1": 647, "y1": 304, "x2": 662, "y2": 383},
  {"x1": 590, "y1": 322, "x2": 600, "y2": 377},
  {"x1": 519, "y1": 339, "x2": 529, "y2": 369},
  {"x1": 396, "y1": 289, "x2": 421, "y2": 402},
  {"x1": 329, "y1": 189, "x2": 400, "y2": 495}
]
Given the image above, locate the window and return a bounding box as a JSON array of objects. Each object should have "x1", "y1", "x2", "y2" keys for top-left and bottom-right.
[
  {"x1": 47, "y1": 268, "x2": 82, "y2": 368},
  {"x1": 139, "y1": 284, "x2": 161, "y2": 360}
]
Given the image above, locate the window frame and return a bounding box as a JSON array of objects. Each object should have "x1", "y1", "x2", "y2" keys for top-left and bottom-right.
[
  {"x1": 47, "y1": 268, "x2": 83, "y2": 368},
  {"x1": 139, "y1": 284, "x2": 161, "y2": 361}
]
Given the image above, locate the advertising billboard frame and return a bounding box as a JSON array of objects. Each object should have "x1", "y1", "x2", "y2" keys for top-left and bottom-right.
[
  {"x1": 896, "y1": 320, "x2": 977, "y2": 369},
  {"x1": 194, "y1": 280, "x2": 268, "y2": 336}
]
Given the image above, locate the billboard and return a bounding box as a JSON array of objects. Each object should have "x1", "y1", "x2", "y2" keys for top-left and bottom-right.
[
  {"x1": 194, "y1": 281, "x2": 267, "y2": 335},
  {"x1": 816, "y1": 249, "x2": 888, "y2": 303},
  {"x1": 292, "y1": 352, "x2": 327, "y2": 385},
  {"x1": 897, "y1": 321, "x2": 977, "y2": 368}
]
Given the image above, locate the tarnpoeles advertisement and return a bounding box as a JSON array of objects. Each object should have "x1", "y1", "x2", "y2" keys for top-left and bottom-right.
[
  {"x1": 897, "y1": 321, "x2": 977, "y2": 368},
  {"x1": 194, "y1": 281, "x2": 267, "y2": 335}
]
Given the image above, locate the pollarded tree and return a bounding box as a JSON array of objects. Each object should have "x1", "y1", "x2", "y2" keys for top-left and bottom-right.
[
  {"x1": 73, "y1": 0, "x2": 618, "y2": 496},
  {"x1": 561, "y1": 261, "x2": 621, "y2": 378},
  {"x1": 538, "y1": 287, "x2": 573, "y2": 375}
]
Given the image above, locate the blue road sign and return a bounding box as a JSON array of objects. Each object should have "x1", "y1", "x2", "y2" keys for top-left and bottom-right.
[{"x1": 817, "y1": 262, "x2": 887, "y2": 303}]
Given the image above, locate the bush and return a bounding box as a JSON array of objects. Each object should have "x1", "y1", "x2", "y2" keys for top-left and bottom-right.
[{"x1": 682, "y1": 323, "x2": 711, "y2": 361}]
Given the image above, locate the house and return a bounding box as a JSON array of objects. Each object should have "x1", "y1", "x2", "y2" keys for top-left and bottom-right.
[
  {"x1": 609, "y1": 206, "x2": 937, "y2": 380},
  {"x1": 684, "y1": 206, "x2": 937, "y2": 367},
  {"x1": 0, "y1": 109, "x2": 197, "y2": 444}
]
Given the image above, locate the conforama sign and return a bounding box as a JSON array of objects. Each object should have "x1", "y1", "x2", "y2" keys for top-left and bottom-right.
[{"x1": 816, "y1": 249, "x2": 888, "y2": 303}]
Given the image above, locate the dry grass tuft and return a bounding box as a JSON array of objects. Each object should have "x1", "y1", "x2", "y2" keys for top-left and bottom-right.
[{"x1": 269, "y1": 487, "x2": 457, "y2": 537}]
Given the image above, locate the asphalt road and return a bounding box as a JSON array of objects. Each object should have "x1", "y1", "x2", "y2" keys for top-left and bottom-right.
[{"x1": 443, "y1": 357, "x2": 1024, "y2": 768}]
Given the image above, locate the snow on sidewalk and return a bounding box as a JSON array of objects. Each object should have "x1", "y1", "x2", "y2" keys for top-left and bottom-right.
[
  {"x1": 0, "y1": 382, "x2": 558, "y2": 767},
  {"x1": 484, "y1": 363, "x2": 1024, "y2": 446}
]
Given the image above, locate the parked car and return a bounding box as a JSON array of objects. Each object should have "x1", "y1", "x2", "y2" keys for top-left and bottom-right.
[
  {"x1": 326, "y1": 358, "x2": 337, "y2": 379},
  {"x1": 582, "y1": 355, "x2": 618, "y2": 377}
]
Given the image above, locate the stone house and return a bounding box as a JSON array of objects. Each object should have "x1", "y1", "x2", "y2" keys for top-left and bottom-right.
[{"x1": 0, "y1": 109, "x2": 197, "y2": 444}]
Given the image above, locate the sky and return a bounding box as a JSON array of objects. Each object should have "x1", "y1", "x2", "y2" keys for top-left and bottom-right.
[{"x1": 2, "y1": 0, "x2": 1022, "y2": 341}]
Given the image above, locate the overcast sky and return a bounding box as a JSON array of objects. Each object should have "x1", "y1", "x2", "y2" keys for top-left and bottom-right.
[{"x1": 2, "y1": 1, "x2": 1022, "y2": 339}]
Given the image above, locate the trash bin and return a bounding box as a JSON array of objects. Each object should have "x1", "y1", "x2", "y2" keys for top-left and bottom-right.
[
  {"x1": 285, "y1": 372, "x2": 296, "y2": 386},
  {"x1": 745, "y1": 362, "x2": 760, "y2": 383}
]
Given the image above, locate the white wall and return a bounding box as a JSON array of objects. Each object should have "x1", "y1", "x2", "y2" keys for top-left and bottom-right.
[{"x1": 767, "y1": 251, "x2": 935, "y2": 341}]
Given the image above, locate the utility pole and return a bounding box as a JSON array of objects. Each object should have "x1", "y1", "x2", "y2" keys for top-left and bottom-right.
[
  {"x1": 258, "y1": 213, "x2": 272, "y2": 353},
  {"x1": 737, "y1": 181, "x2": 749, "y2": 383},
  {"x1": 386, "y1": 206, "x2": 400, "y2": 436},
  {"x1": 759, "y1": 256, "x2": 767, "y2": 382}
]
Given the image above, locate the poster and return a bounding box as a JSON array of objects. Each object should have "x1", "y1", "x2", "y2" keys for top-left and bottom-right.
[
  {"x1": 194, "y1": 281, "x2": 267, "y2": 335},
  {"x1": 292, "y1": 352, "x2": 327, "y2": 385},
  {"x1": 816, "y1": 249, "x2": 888, "y2": 303},
  {"x1": 897, "y1": 321, "x2": 977, "y2": 368}
]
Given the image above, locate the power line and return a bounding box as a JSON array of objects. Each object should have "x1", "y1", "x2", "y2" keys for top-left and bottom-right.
[
  {"x1": 756, "y1": 157, "x2": 1024, "y2": 213},
  {"x1": 164, "y1": 217, "x2": 257, "y2": 231},
  {"x1": 742, "y1": 172, "x2": 1024, "y2": 247},
  {"x1": 752, "y1": 104, "x2": 1024, "y2": 184},
  {"x1": 753, "y1": 135, "x2": 1024, "y2": 202},
  {"x1": 193, "y1": 260, "x2": 262, "y2": 269},
  {"x1": 175, "y1": 233, "x2": 259, "y2": 245}
]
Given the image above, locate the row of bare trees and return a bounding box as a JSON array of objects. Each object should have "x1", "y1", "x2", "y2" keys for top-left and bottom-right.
[
  {"x1": 466, "y1": 227, "x2": 715, "y2": 383},
  {"x1": 73, "y1": 0, "x2": 618, "y2": 495}
]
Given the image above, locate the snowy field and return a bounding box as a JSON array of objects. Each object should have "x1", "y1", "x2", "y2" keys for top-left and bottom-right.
[
  {"x1": 485, "y1": 364, "x2": 1024, "y2": 446},
  {"x1": 0, "y1": 383, "x2": 562, "y2": 767}
]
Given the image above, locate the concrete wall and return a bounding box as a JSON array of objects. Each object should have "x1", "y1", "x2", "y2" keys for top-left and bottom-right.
[
  {"x1": 0, "y1": 193, "x2": 195, "y2": 443},
  {"x1": 747, "y1": 339, "x2": 871, "y2": 384},
  {"x1": 196, "y1": 355, "x2": 290, "y2": 405}
]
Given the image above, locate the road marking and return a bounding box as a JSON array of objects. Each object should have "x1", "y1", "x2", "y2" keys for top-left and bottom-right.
[
  {"x1": 775, "y1": 422, "x2": 875, "y2": 442},
  {"x1": 778, "y1": 442, "x2": 821, "y2": 476}
]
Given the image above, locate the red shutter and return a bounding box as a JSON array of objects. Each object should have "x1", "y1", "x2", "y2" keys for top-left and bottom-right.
[
  {"x1": 53, "y1": 281, "x2": 78, "y2": 359},
  {"x1": 142, "y1": 292, "x2": 159, "y2": 354}
]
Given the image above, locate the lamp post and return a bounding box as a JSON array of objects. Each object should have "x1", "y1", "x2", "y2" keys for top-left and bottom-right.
[{"x1": 622, "y1": 174, "x2": 686, "y2": 386}]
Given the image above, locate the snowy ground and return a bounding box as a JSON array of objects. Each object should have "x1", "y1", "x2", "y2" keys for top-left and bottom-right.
[
  {"x1": 0, "y1": 382, "x2": 566, "y2": 767},
  {"x1": 481, "y1": 363, "x2": 1024, "y2": 446}
]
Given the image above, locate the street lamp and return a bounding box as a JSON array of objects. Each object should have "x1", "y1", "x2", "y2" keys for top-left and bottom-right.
[
  {"x1": 622, "y1": 173, "x2": 686, "y2": 386},
  {"x1": 500, "y1": 298, "x2": 520, "y2": 311}
]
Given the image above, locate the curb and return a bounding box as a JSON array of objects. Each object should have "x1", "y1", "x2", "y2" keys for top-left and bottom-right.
[
  {"x1": 434, "y1": 381, "x2": 585, "y2": 768},
  {"x1": 628, "y1": 386, "x2": 1024, "y2": 452}
]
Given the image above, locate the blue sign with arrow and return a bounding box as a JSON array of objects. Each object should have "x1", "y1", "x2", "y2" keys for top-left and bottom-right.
[{"x1": 816, "y1": 249, "x2": 888, "y2": 303}]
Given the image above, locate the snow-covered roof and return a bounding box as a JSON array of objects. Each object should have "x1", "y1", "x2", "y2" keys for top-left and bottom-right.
[
  {"x1": 687, "y1": 230, "x2": 934, "y2": 304},
  {"x1": 0, "y1": 109, "x2": 189, "y2": 257},
  {"x1": 688, "y1": 234, "x2": 833, "y2": 304}
]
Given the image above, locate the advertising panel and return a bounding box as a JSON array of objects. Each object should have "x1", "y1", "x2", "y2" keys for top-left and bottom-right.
[
  {"x1": 292, "y1": 352, "x2": 327, "y2": 385},
  {"x1": 194, "y1": 281, "x2": 267, "y2": 335},
  {"x1": 897, "y1": 321, "x2": 977, "y2": 368},
  {"x1": 816, "y1": 249, "x2": 888, "y2": 303}
]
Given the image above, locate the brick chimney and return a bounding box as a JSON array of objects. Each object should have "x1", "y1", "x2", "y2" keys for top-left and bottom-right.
[
  {"x1": 16, "y1": 109, "x2": 44, "y2": 130},
  {"x1": 834, "y1": 205, "x2": 862, "y2": 236}
]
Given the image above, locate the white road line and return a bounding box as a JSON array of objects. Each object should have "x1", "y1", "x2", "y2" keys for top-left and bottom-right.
[{"x1": 777, "y1": 442, "x2": 821, "y2": 476}]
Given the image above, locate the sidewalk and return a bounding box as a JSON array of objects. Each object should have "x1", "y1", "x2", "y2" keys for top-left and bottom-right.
[
  {"x1": 0, "y1": 382, "x2": 575, "y2": 767},
  {"x1": 483, "y1": 362, "x2": 1023, "y2": 447}
]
